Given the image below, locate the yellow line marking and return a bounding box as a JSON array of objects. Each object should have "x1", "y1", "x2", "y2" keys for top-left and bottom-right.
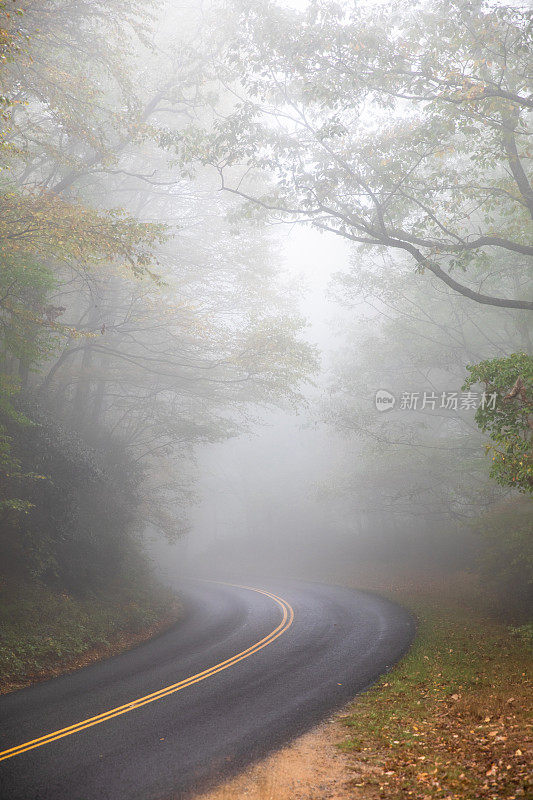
[{"x1": 0, "y1": 584, "x2": 294, "y2": 763}]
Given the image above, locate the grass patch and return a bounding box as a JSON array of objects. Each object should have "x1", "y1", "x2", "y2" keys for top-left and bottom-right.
[
  {"x1": 341, "y1": 593, "x2": 532, "y2": 800},
  {"x1": 0, "y1": 575, "x2": 180, "y2": 692}
]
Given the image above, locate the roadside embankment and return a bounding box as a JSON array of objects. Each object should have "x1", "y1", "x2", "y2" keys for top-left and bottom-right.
[
  {"x1": 338, "y1": 578, "x2": 532, "y2": 800},
  {"x1": 0, "y1": 575, "x2": 181, "y2": 694}
]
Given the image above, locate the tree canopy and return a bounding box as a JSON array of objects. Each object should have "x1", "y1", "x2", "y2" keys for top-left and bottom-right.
[
  {"x1": 187, "y1": 0, "x2": 533, "y2": 310},
  {"x1": 0, "y1": 0, "x2": 316, "y2": 584}
]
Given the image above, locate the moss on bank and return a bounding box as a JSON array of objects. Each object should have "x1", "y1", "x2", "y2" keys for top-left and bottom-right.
[{"x1": 0, "y1": 575, "x2": 181, "y2": 693}]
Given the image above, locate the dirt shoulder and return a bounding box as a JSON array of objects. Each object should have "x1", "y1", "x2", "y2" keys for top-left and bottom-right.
[{"x1": 195, "y1": 714, "x2": 360, "y2": 800}]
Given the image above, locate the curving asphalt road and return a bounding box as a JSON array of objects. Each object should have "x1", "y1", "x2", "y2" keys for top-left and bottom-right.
[{"x1": 0, "y1": 580, "x2": 414, "y2": 800}]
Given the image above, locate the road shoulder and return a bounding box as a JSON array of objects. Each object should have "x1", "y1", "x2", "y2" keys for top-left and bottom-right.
[{"x1": 194, "y1": 712, "x2": 364, "y2": 800}]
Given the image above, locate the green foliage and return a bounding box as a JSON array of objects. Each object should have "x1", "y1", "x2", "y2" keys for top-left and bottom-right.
[
  {"x1": 464, "y1": 353, "x2": 533, "y2": 493},
  {"x1": 1, "y1": 402, "x2": 142, "y2": 592},
  {"x1": 0, "y1": 569, "x2": 178, "y2": 687},
  {"x1": 0, "y1": 185, "x2": 167, "y2": 285},
  {"x1": 0, "y1": 252, "x2": 57, "y2": 366},
  {"x1": 0, "y1": 374, "x2": 37, "y2": 514},
  {"x1": 0, "y1": 373, "x2": 31, "y2": 428}
]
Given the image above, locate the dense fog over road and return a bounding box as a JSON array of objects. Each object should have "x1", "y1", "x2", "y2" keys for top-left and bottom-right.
[
  {"x1": 0, "y1": 2, "x2": 531, "y2": 798},
  {"x1": 0, "y1": 0, "x2": 531, "y2": 721}
]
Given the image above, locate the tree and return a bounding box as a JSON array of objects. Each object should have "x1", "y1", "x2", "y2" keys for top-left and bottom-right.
[
  {"x1": 0, "y1": 0, "x2": 167, "y2": 523},
  {"x1": 464, "y1": 352, "x2": 533, "y2": 493},
  {"x1": 325, "y1": 253, "x2": 514, "y2": 522},
  {"x1": 187, "y1": 0, "x2": 533, "y2": 310},
  {"x1": 0, "y1": 0, "x2": 25, "y2": 154},
  {"x1": 0, "y1": 0, "x2": 316, "y2": 557}
]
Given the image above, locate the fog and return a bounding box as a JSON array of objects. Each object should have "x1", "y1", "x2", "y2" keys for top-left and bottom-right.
[
  {"x1": 149, "y1": 225, "x2": 351, "y2": 581},
  {"x1": 1, "y1": 0, "x2": 531, "y2": 621}
]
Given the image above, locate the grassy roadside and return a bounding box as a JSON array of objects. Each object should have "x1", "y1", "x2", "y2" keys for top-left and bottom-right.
[
  {"x1": 340, "y1": 584, "x2": 532, "y2": 800},
  {"x1": 0, "y1": 575, "x2": 181, "y2": 694}
]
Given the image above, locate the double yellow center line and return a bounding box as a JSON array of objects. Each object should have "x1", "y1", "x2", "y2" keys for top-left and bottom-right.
[{"x1": 0, "y1": 584, "x2": 294, "y2": 763}]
